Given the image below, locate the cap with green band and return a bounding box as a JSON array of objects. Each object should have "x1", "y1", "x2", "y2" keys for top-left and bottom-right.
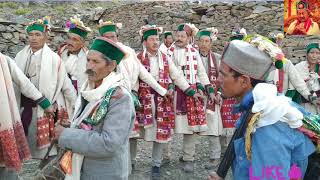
[
  {"x1": 90, "y1": 37, "x2": 126, "y2": 64},
  {"x1": 99, "y1": 24, "x2": 116, "y2": 35},
  {"x1": 65, "y1": 15, "x2": 91, "y2": 39},
  {"x1": 143, "y1": 28, "x2": 159, "y2": 40},
  {"x1": 69, "y1": 27, "x2": 89, "y2": 39},
  {"x1": 163, "y1": 31, "x2": 173, "y2": 38},
  {"x1": 26, "y1": 24, "x2": 46, "y2": 33},
  {"x1": 197, "y1": 30, "x2": 211, "y2": 38},
  {"x1": 197, "y1": 27, "x2": 218, "y2": 41},
  {"x1": 306, "y1": 43, "x2": 320, "y2": 54},
  {"x1": 26, "y1": 16, "x2": 50, "y2": 33},
  {"x1": 139, "y1": 25, "x2": 163, "y2": 41},
  {"x1": 98, "y1": 20, "x2": 122, "y2": 36}
]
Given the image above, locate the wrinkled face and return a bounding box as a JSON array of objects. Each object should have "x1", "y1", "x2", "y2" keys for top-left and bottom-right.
[
  {"x1": 307, "y1": 48, "x2": 320, "y2": 64},
  {"x1": 66, "y1": 33, "x2": 84, "y2": 53},
  {"x1": 28, "y1": 30, "x2": 46, "y2": 51},
  {"x1": 102, "y1": 32, "x2": 118, "y2": 42},
  {"x1": 198, "y1": 36, "x2": 212, "y2": 53},
  {"x1": 297, "y1": 9, "x2": 309, "y2": 22},
  {"x1": 86, "y1": 50, "x2": 116, "y2": 83},
  {"x1": 164, "y1": 35, "x2": 174, "y2": 47},
  {"x1": 217, "y1": 63, "x2": 250, "y2": 98},
  {"x1": 175, "y1": 31, "x2": 189, "y2": 48},
  {"x1": 145, "y1": 35, "x2": 160, "y2": 53}
]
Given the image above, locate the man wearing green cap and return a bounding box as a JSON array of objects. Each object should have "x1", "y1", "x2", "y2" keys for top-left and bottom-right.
[
  {"x1": 58, "y1": 16, "x2": 92, "y2": 92},
  {"x1": 168, "y1": 23, "x2": 217, "y2": 172},
  {"x1": 287, "y1": 1, "x2": 320, "y2": 35},
  {"x1": 295, "y1": 43, "x2": 320, "y2": 180},
  {"x1": 97, "y1": 20, "x2": 167, "y2": 97},
  {"x1": 197, "y1": 27, "x2": 225, "y2": 169},
  {"x1": 55, "y1": 37, "x2": 135, "y2": 180},
  {"x1": 14, "y1": 17, "x2": 77, "y2": 159},
  {"x1": 97, "y1": 20, "x2": 174, "y2": 170},
  {"x1": 266, "y1": 51, "x2": 316, "y2": 105},
  {"x1": 159, "y1": 31, "x2": 174, "y2": 53},
  {"x1": 208, "y1": 35, "x2": 315, "y2": 180},
  {"x1": 295, "y1": 42, "x2": 320, "y2": 114},
  {"x1": 135, "y1": 25, "x2": 202, "y2": 178}
]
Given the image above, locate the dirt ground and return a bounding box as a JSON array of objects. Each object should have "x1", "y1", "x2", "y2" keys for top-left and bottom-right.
[{"x1": 20, "y1": 134, "x2": 232, "y2": 180}]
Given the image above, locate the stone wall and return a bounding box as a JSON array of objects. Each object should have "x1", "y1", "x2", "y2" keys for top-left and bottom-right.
[{"x1": 0, "y1": 1, "x2": 318, "y2": 64}]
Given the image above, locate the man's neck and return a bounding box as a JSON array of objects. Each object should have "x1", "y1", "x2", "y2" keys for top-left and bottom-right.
[
  {"x1": 165, "y1": 43, "x2": 171, "y2": 48},
  {"x1": 31, "y1": 47, "x2": 42, "y2": 53},
  {"x1": 236, "y1": 88, "x2": 253, "y2": 104},
  {"x1": 308, "y1": 62, "x2": 317, "y2": 71},
  {"x1": 176, "y1": 44, "x2": 188, "y2": 49},
  {"x1": 200, "y1": 50, "x2": 210, "y2": 57},
  {"x1": 94, "y1": 80, "x2": 103, "y2": 88},
  {"x1": 147, "y1": 49, "x2": 157, "y2": 57},
  {"x1": 68, "y1": 48, "x2": 82, "y2": 55}
]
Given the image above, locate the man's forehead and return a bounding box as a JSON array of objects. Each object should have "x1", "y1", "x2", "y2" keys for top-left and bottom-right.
[
  {"x1": 103, "y1": 31, "x2": 117, "y2": 36},
  {"x1": 147, "y1": 35, "x2": 159, "y2": 39},
  {"x1": 68, "y1": 33, "x2": 81, "y2": 40},
  {"x1": 88, "y1": 50, "x2": 103, "y2": 58},
  {"x1": 176, "y1": 31, "x2": 187, "y2": 35},
  {"x1": 199, "y1": 36, "x2": 211, "y2": 41},
  {"x1": 297, "y1": 9, "x2": 307, "y2": 13}
]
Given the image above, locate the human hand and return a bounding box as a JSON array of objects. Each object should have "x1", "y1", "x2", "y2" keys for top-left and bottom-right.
[
  {"x1": 208, "y1": 171, "x2": 223, "y2": 180},
  {"x1": 54, "y1": 124, "x2": 65, "y2": 140}
]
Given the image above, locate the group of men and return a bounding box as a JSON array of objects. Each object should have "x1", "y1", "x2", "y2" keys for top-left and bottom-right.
[{"x1": 0, "y1": 13, "x2": 319, "y2": 180}]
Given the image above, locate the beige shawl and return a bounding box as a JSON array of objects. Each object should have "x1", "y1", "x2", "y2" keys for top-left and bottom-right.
[
  {"x1": 0, "y1": 53, "x2": 31, "y2": 171},
  {"x1": 15, "y1": 44, "x2": 75, "y2": 148}
]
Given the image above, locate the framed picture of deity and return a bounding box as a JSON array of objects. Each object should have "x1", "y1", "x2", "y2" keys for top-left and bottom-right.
[{"x1": 284, "y1": 0, "x2": 320, "y2": 35}]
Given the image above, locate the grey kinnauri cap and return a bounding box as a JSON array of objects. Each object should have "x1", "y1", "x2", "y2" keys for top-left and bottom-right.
[{"x1": 221, "y1": 40, "x2": 275, "y2": 80}]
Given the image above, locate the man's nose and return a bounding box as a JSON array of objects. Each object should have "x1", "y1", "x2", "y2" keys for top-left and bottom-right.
[{"x1": 86, "y1": 62, "x2": 94, "y2": 69}]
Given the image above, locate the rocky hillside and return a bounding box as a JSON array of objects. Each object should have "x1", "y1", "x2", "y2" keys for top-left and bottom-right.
[{"x1": 0, "y1": 1, "x2": 317, "y2": 63}]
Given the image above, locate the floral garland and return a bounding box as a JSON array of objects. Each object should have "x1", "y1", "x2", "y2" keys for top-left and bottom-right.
[
  {"x1": 243, "y1": 34, "x2": 286, "y2": 69},
  {"x1": 27, "y1": 16, "x2": 51, "y2": 31},
  {"x1": 36, "y1": 16, "x2": 50, "y2": 26},
  {"x1": 65, "y1": 15, "x2": 91, "y2": 32},
  {"x1": 98, "y1": 20, "x2": 123, "y2": 29}
]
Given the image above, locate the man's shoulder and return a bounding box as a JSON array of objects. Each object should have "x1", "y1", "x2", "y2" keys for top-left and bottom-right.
[{"x1": 110, "y1": 86, "x2": 131, "y2": 102}]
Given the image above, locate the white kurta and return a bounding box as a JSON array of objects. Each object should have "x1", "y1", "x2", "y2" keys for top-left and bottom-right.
[
  {"x1": 141, "y1": 52, "x2": 190, "y2": 142},
  {"x1": 116, "y1": 42, "x2": 167, "y2": 96},
  {"x1": 169, "y1": 45, "x2": 211, "y2": 134},
  {"x1": 295, "y1": 61, "x2": 320, "y2": 114},
  {"x1": 199, "y1": 53, "x2": 223, "y2": 136},
  {"x1": 15, "y1": 45, "x2": 77, "y2": 159},
  {"x1": 159, "y1": 43, "x2": 169, "y2": 54},
  {"x1": 266, "y1": 59, "x2": 310, "y2": 99},
  {"x1": 18, "y1": 48, "x2": 57, "y2": 158},
  {"x1": 6, "y1": 55, "x2": 43, "y2": 102},
  {"x1": 61, "y1": 48, "x2": 88, "y2": 91}
]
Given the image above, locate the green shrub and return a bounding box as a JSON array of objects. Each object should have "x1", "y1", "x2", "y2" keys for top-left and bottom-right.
[
  {"x1": 14, "y1": 8, "x2": 31, "y2": 15},
  {"x1": 0, "y1": 2, "x2": 19, "y2": 9}
]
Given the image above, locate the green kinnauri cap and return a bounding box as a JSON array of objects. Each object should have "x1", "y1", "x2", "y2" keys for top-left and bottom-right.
[
  {"x1": 143, "y1": 28, "x2": 159, "y2": 40},
  {"x1": 90, "y1": 37, "x2": 126, "y2": 64},
  {"x1": 26, "y1": 23, "x2": 46, "y2": 33},
  {"x1": 69, "y1": 27, "x2": 89, "y2": 39},
  {"x1": 99, "y1": 24, "x2": 117, "y2": 36},
  {"x1": 163, "y1": 31, "x2": 173, "y2": 38},
  {"x1": 306, "y1": 43, "x2": 320, "y2": 54},
  {"x1": 197, "y1": 30, "x2": 211, "y2": 38}
]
